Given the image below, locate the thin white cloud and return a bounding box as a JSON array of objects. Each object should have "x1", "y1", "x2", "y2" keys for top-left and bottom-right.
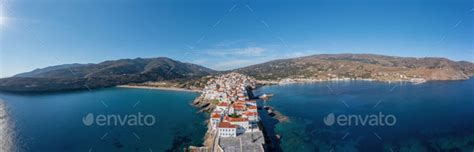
[
  {"x1": 205, "y1": 47, "x2": 265, "y2": 57},
  {"x1": 189, "y1": 59, "x2": 207, "y2": 65},
  {"x1": 210, "y1": 59, "x2": 263, "y2": 70},
  {"x1": 191, "y1": 44, "x2": 326, "y2": 70},
  {"x1": 214, "y1": 39, "x2": 252, "y2": 47},
  {"x1": 198, "y1": 48, "x2": 323, "y2": 70},
  {"x1": 281, "y1": 50, "x2": 321, "y2": 58}
]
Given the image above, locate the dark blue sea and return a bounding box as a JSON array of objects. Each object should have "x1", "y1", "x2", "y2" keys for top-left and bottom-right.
[
  {"x1": 1, "y1": 78, "x2": 474, "y2": 152},
  {"x1": 0, "y1": 88, "x2": 207, "y2": 152},
  {"x1": 255, "y1": 78, "x2": 474, "y2": 152}
]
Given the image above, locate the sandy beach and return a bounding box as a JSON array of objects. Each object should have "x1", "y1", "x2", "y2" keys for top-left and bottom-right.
[{"x1": 116, "y1": 85, "x2": 202, "y2": 93}]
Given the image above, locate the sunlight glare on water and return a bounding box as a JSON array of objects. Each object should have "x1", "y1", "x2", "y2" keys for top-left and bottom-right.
[{"x1": 0, "y1": 100, "x2": 13, "y2": 152}]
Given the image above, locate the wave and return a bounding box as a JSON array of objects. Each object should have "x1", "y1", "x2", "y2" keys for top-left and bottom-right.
[{"x1": 0, "y1": 100, "x2": 14, "y2": 152}]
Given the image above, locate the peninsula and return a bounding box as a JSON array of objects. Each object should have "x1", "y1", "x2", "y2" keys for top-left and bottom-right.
[{"x1": 189, "y1": 73, "x2": 266, "y2": 152}]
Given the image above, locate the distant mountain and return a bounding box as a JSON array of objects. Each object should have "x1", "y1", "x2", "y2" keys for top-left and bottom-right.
[
  {"x1": 233, "y1": 54, "x2": 474, "y2": 81},
  {"x1": 0, "y1": 57, "x2": 216, "y2": 92},
  {"x1": 1, "y1": 54, "x2": 473, "y2": 92},
  {"x1": 14, "y1": 63, "x2": 89, "y2": 78}
]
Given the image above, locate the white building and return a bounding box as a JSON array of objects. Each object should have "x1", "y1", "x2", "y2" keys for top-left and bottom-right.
[
  {"x1": 218, "y1": 122, "x2": 237, "y2": 137},
  {"x1": 245, "y1": 100, "x2": 257, "y2": 106},
  {"x1": 225, "y1": 116, "x2": 250, "y2": 134},
  {"x1": 210, "y1": 113, "x2": 221, "y2": 129},
  {"x1": 243, "y1": 111, "x2": 259, "y2": 122},
  {"x1": 216, "y1": 102, "x2": 229, "y2": 112},
  {"x1": 229, "y1": 104, "x2": 245, "y2": 115},
  {"x1": 247, "y1": 105, "x2": 257, "y2": 112}
]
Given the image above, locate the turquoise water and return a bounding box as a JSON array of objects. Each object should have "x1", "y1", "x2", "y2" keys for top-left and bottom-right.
[
  {"x1": 1, "y1": 79, "x2": 473, "y2": 152},
  {"x1": 255, "y1": 78, "x2": 474, "y2": 152},
  {"x1": 0, "y1": 88, "x2": 207, "y2": 152}
]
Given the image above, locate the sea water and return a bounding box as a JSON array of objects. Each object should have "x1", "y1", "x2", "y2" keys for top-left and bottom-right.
[
  {"x1": 255, "y1": 78, "x2": 474, "y2": 151},
  {"x1": 0, "y1": 88, "x2": 207, "y2": 151}
]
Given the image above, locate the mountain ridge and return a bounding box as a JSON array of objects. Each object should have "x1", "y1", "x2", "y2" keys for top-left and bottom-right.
[
  {"x1": 0, "y1": 57, "x2": 216, "y2": 92},
  {"x1": 233, "y1": 53, "x2": 474, "y2": 81},
  {"x1": 1, "y1": 54, "x2": 473, "y2": 92}
]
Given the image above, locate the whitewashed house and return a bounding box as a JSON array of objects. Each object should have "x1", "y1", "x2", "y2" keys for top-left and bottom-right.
[
  {"x1": 210, "y1": 113, "x2": 221, "y2": 129},
  {"x1": 225, "y1": 116, "x2": 250, "y2": 134},
  {"x1": 218, "y1": 122, "x2": 237, "y2": 137},
  {"x1": 216, "y1": 102, "x2": 229, "y2": 112}
]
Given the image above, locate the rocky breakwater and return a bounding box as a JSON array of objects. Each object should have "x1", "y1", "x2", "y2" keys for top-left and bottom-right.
[{"x1": 264, "y1": 106, "x2": 289, "y2": 123}]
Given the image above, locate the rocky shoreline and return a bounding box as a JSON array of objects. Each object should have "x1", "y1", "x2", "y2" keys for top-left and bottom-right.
[
  {"x1": 264, "y1": 106, "x2": 289, "y2": 123},
  {"x1": 191, "y1": 95, "x2": 215, "y2": 113},
  {"x1": 257, "y1": 77, "x2": 427, "y2": 86},
  {"x1": 188, "y1": 95, "x2": 217, "y2": 151},
  {"x1": 116, "y1": 85, "x2": 202, "y2": 92},
  {"x1": 188, "y1": 73, "x2": 289, "y2": 152},
  {"x1": 189, "y1": 83, "x2": 290, "y2": 152}
]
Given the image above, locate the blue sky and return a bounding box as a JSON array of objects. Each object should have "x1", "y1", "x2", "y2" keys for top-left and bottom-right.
[{"x1": 0, "y1": 0, "x2": 473, "y2": 77}]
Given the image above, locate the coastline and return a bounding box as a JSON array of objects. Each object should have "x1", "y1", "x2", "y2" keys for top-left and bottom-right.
[
  {"x1": 189, "y1": 73, "x2": 270, "y2": 152},
  {"x1": 257, "y1": 78, "x2": 428, "y2": 86},
  {"x1": 257, "y1": 76, "x2": 474, "y2": 86},
  {"x1": 116, "y1": 85, "x2": 202, "y2": 93}
]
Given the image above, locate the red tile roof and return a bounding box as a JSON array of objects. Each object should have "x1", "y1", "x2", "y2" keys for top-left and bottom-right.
[
  {"x1": 217, "y1": 102, "x2": 228, "y2": 107},
  {"x1": 248, "y1": 106, "x2": 257, "y2": 109},
  {"x1": 211, "y1": 113, "x2": 221, "y2": 119},
  {"x1": 218, "y1": 122, "x2": 236, "y2": 128},
  {"x1": 232, "y1": 105, "x2": 245, "y2": 110},
  {"x1": 243, "y1": 111, "x2": 257, "y2": 116},
  {"x1": 225, "y1": 116, "x2": 248, "y2": 122},
  {"x1": 234, "y1": 102, "x2": 245, "y2": 106}
]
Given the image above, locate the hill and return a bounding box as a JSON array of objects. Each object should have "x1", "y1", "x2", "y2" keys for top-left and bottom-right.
[
  {"x1": 233, "y1": 54, "x2": 474, "y2": 82},
  {"x1": 1, "y1": 54, "x2": 473, "y2": 92},
  {"x1": 0, "y1": 57, "x2": 215, "y2": 92}
]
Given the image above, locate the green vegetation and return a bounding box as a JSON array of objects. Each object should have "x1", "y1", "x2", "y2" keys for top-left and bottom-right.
[
  {"x1": 229, "y1": 113, "x2": 241, "y2": 118},
  {"x1": 211, "y1": 99, "x2": 219, "y2": 105}
]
